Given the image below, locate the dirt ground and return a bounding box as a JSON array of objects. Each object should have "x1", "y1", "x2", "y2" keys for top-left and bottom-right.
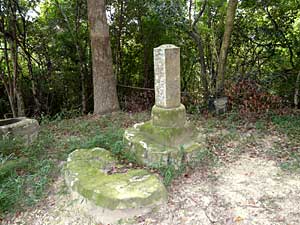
[{"x1": 2, "y1": 128, "x2": 300, "y2": 225}]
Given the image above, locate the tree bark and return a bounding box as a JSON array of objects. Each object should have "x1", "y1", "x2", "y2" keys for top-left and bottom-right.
[
  {"x1": 116, "y1": 0, "x2": 124, "y2": 84},
  {"x1": 10, "y1": 0, "x2": 25, "y2": 116},
  {"x1": 295, "y1": 71, "x2": 300, "y2": 109},
  {"x1": 87, "y1": 0, "x2": 119, "y2": 114},
  {"x1": 217, "y1": 0, "x2": 238, "y2": 96},
  {"x1": 1, "y1": 30, "x2": 17, "y2": 117}
]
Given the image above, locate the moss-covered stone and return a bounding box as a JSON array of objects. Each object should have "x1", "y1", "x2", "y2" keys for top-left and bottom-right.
[
  {"x1": 139, "y1": 121, "x2": 192, "y2": 146},
  {"x1": 151, "y1": 104, "x2": 186, "y2": 128},
  {"x1": 124, "y1": 123, "x2": 205, "y2": 167},
  {"x1": 64, "y1": 148, "x2": 167, "y2": 212}
]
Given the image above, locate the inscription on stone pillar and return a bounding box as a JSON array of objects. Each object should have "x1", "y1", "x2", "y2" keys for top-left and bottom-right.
[{"x1": 154, "y1": 44, "x2": 181, "y2": 109}]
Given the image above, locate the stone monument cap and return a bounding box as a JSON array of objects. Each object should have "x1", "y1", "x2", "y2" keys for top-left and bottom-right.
[{"x1": 155, "y1": 44, "x2": 179, "y2": 49}]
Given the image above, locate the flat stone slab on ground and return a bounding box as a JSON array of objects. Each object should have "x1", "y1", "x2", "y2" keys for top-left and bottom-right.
[{"x1": 64, "y1": 148, "x2": 167, "y2": 224}]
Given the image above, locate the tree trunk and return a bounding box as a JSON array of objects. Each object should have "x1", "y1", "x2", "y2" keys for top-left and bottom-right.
[
  {"x1": 87, "y1": 0, "x2": 119, "y2": 114},
  {"x1": 79, "y1": 48, "x2": 87, "y2": 114},
  {"x1": 2, "y1": 30, "x2": 17, "y2": 117},
  {"x1": 10, "y1": 0, "x2": 25, "y2": 116},
  {"x1": 216, "y1": 0, "x2": 238, "y2": 96},
  {"x1": 116, "y1": 0, "x2": 124, "y2": 84},
  {"x1": 189, "y1": 30, "x2": 210, "y2": 101},
  {"x1": 16, "y1": 88, "x2": 25, "y2": 116},
  {"x1": 295, "y1": 71, "x2": 300, "y2": 109}
]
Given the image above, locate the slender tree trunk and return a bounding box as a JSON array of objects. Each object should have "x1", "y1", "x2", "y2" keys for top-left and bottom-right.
[
  {"x1": 19, "y1": 6, "x2": 42, "y2": 115},
  {"x1": 28, "y1": 56, "x2": 42, "y2": 114},
  {"x1": 186, "y1": 0, "x2": 210, "y2": 103},
  {"x1": 143, "y1": 46, "x2": 151, "y2": 88},
  {"x1": 78, "y1": 47, "x2": 87, "y2": 114},
  {"x1": 116, "y1": 0, "x2": 124, "y2": 84},
  {"x1": 217, "y1": 0, "x2": 238, "y2": 96},
  {"x1": 189, "y1": 30, "x2": 210, "y2": 101},
  {"x1": 16, "y1": 88, "x2": 25, "y2": 116},
  {"x1": 87, "y1": 0, "x2": 119, "y2": 114},
  {"x1": 2, "y1": 31, "x2": 17, "y2": 117},
  {"x1": 57, "y1": 0, "x2": 88, "y2": 114},
  {"x1": 10, "y1": 1, "x2": 25, "y2": 116},
  {"x1": 295, "y1": 71, "x2": 300, "y2": 109},
  {"x1": 75, "y1": 0, "x2": 87, "y2": 114},
  {"x1": 140, "y1": 19, "x2": 151, "y2": 88}
]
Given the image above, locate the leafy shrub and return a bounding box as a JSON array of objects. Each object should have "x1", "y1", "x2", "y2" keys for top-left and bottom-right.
[
  {"x1": 225, "y1": 80, "x2": 283, "y2": 116},
  {"x1": 119, "y1": 88, "x2": 154, "y2": 112}
]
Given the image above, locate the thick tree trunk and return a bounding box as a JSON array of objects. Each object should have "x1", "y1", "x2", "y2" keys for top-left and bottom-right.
[
  {"x1": 217, "y1": 0, "x2": 238, "y2": 96},
  {"x1": 87, "y1": 0, "x2": 119, "y2": 114}
]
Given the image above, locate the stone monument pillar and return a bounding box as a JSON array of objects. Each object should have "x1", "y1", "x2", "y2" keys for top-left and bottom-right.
[
  {"x1": 152, "y1": 45, "x2": 186, "y2": 128},
  {"x1": 124, "y1": 44, "x2": 203, "y2": 167}
]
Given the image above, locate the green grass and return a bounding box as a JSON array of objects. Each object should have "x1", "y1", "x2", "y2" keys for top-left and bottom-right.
[
  {"x1": 271, "y1": 114, "x2": 300, "y2": 172},
  {"x1": 0, "y1": 136, "x2": 54, "y2": 215},
  {"x1": 2, "y1": 110, "x2": 299, "y2": 217},
  {"x1": 0, "y1": 112, "x2": 149, "y2": 216},
  {"x1": 272, "y1": 114, "x2": 300, "y2": 142}
]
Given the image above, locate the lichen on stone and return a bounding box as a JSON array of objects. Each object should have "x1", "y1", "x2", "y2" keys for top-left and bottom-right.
[{"x1": 64, "y1": 148, "x2": 167, "y2": 211}]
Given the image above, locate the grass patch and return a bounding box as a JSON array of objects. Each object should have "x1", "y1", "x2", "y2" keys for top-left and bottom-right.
[
  {"x1": 272, "y1": 114, "x2": 300, "y2": 142},
  {"x1": 0, "y1": 112, "x2": 149, "y2": 216},
  {"x1": 0, "y1": 133, "x2": 54, "y2": 215},
  {"x1": 2, "y1": 110, "x2": 299, "y2": 217},
  {"x1": 271, "y1": 114, "x2": 300, "y2": 172}
]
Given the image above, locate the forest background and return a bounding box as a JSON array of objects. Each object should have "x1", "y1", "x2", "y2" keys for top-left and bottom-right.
[{"x1": 0, "y1": 0, "x2": 300, "y2": 118}]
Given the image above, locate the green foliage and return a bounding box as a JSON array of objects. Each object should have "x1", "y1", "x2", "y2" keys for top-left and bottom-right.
[
  {"x1": 272, "y1": 114, "x2": 300, "y2": 142},
  {"x1": 1, "y1": 0, "x2": 300, "y2": 116},
  {"x1": 226, "y1": 80, "x2": 283, "y2": 116},
  {"x1": 256, "y1": 114, "x2": 300, "y2": 172}
]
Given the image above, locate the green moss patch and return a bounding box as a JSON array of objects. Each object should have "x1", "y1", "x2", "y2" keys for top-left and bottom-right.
[
  {"x1": 124, "y1": 124, "x2": 204, "y2": 168},
  {"x1": 64, "y1": 148, "x2": 167, "y2": 210},
  {"x1": 151, "y1": 104, "x2": 186, "y2": 128}
]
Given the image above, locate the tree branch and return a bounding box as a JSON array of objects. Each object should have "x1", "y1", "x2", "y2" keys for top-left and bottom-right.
[{"x1": 192, "y1": 0, "x2": 207, "y2": 28}]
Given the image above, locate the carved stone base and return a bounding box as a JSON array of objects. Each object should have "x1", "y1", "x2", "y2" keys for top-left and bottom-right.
[{"x1": 124, "y1": 121, "x2": 205, "y2": 167}]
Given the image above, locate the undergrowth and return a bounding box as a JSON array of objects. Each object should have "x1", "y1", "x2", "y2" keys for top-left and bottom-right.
[
  {"x1": 0, "y1": 112, "x2": 149, "y2": 217},
  {"x1": 271, "y1": 113, "x2": 300, "y2": 172},
  {"x1": 0, "y1": 131, "x2": 54, "y2": 216},
  {"x1": 1, "y1": 109, "x2": 299, "y2": 218}
]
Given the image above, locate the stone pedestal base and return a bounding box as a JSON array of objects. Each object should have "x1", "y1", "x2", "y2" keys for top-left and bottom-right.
[
  {"x1": 124, "y1": 121, "x2": 205, "y2": 167},
  {"x1": 151, "y1": 104, "x2": 186, "y2": 128}
]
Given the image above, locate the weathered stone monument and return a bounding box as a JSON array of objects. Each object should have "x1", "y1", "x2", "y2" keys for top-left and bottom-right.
[
  {"x1": 124, "y1": 44, "x2": 203, "y2": 167},
  {"x1": 64, "y1": 45, "x2": 203, "y2": 224}
]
